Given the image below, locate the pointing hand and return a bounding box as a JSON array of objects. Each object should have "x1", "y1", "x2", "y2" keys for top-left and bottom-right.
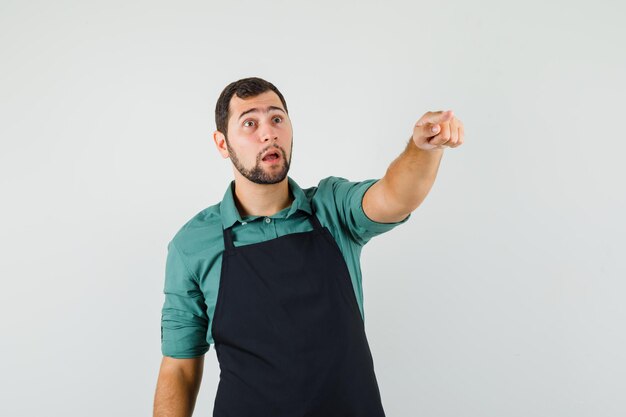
[{"x1": 412, "y1": 110, "x2": 464, "y2": 151}]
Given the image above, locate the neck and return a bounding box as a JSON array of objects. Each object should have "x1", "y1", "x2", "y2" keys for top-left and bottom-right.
[{"x1": 232, "y1": 176, "x2": 293, "y2": 218}]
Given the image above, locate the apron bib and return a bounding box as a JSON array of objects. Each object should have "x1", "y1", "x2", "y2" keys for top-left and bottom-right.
[{"x1": 211, "y1": 207, "x2": 386, "y2": 417}]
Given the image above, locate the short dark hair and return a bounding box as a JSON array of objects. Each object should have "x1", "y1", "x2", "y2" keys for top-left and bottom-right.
[{"x1": 214, "y1": 77, "x2": 289, "y2": 139}]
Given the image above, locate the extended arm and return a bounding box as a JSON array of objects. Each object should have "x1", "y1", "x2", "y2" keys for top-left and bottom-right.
[
  {"x1": 363, "y1": 110, "x2": 464, "y2": 223},
  {"x1": 153, "y1": 356, "x2": 204, "y2": 417}
]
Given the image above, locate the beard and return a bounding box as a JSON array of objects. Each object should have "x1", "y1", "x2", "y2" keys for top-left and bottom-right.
[{"x1": 225, "y1": 137, "x2": 292, "y2": 185}]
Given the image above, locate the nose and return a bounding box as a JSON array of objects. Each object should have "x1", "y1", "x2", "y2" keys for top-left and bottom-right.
[{"x1": 259, "y1": 122, "x2": 278, "y2": 143}]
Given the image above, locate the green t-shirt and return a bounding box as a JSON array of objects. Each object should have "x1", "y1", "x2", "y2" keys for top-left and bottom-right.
[{"x1": 161, "y1": 175, "x2": 411, "y2": 358}]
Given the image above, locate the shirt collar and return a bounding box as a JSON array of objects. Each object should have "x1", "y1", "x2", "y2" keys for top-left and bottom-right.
[{"x1": 219, "y1": 176, "x2": 312, "y2": 229}]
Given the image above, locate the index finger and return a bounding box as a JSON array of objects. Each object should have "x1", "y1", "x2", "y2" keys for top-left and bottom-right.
[{"x1": 417, "y1": 110, "x2": 454, "y2": 126}]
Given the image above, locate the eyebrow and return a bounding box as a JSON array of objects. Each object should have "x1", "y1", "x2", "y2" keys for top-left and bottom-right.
[{"x1": 238, "y1": 105, "x2": 286, "y2": 121}]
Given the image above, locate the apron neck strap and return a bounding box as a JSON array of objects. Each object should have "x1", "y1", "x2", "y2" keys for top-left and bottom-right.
[
  {"x1": 307, "y1": 206, "x2": 323, "y2": 230},
  {"x1": 223, "y1": 225, "x2": 235, "y2": 251}
]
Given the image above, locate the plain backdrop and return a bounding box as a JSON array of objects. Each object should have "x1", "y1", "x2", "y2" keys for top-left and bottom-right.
[{"x1": 1, "y1": 0, "x2": 625, "y2": 416}]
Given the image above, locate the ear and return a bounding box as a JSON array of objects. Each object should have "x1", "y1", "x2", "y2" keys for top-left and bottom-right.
[{"x1": 213, "y1": 131, "x2": 230, "y2": 159}]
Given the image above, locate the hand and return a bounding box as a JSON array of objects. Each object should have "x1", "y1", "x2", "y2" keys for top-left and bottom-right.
[{"x1": 412, "y1": 110, "x2": 464, "y2": 151}]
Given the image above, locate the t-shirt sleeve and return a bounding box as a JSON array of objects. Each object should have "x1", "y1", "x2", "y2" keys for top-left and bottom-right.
[
  {"x1": 322, "y1": 176, "x2": 411, "y2": 246},
  {"x1": 160, "y1": 240, "x2": 210, "y2": 358}
]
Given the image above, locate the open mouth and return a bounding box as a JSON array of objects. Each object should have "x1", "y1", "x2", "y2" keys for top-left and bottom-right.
[{"x1": 262, "y1": 151, "x2": 281, "y2": 163}]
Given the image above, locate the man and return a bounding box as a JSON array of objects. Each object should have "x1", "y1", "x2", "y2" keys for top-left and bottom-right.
[{"x1": 153, "y1": 77, "x2": 464, "y2": 417}]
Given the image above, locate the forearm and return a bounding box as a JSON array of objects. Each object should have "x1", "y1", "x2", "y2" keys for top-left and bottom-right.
[
  {"x1": 381, "y1": 137, "x2": 444, "y2": 212},
  {"x1": 153, "y1": 363, "x2": 203, "y2": 417}
]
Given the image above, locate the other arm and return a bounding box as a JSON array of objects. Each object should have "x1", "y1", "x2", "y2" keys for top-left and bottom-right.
[
  {"x1": 153, "y1": 355, "x2": 204, "y2": 417},
  {"x1": 363, "y1": 110, "x2": 464, "y2": 223}
]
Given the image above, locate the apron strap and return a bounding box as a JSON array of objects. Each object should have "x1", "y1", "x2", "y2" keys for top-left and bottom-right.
[
  {"x1": 223, "y1": 226, "x2": 235, "y2": 251},
  {"x1": 307, "y1": 205, "x2": 323, "y2": 230}
]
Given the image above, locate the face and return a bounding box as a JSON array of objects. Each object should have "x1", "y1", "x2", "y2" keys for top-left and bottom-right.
[{"x1": 214, "y1": 90, "x2": 293, "y2": 185}]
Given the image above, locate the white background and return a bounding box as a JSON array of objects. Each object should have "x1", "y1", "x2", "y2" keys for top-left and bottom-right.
[{"x1": 1, "y1": 0, "x2": 625, "y2": 416}]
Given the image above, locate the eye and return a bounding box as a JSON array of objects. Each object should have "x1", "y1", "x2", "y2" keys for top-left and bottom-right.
[
  {"x1": 273, "y1": 116, "x2": 283, "y2": 123},
  {"x1": 243, "y1": 120, "x2": 255, "y2": 127}
]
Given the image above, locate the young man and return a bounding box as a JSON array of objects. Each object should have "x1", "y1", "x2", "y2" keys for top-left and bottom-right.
[{"x1": 154, "y1": 77, "x2": 464, "y2": 417}]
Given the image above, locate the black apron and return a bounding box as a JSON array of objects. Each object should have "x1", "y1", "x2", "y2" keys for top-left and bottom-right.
[{"x1": 211, "y1": 206, "x2": 386, "y2": 417}]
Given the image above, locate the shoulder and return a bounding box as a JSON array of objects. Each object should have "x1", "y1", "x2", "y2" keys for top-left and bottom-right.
[
  {"x1": 296, "y1": 176, "x2": 365, "y2": 216},
  {"x1": 169, "y1": 202, "x2": 224, "y2": 257},
  {"x1": 312, "y1": 175, "x2": 379, "y2": 207},
  {"x1": 316, "y1": 175, "x2": 354, "y2": 189},
  {"x1": 310, "y1": 175, "x2": 409, "y2": 246},
  {"x1": 316, "y1": 175, "x2": 378, "y2": 192},
  {"x1": 306, "y1": 175, "x2": 375, "y2": 234},
  {"x1": 304, "y1": 175, "x2": 368, "y2": 195}
]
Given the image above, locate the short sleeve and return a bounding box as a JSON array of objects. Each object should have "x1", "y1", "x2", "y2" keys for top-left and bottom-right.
[
  {"x1": 325, "y1": 176, "x2": 411, "y2": 246},
  {"x1": 160, "y1": 240, "x2": 210, "y2": 358}
]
